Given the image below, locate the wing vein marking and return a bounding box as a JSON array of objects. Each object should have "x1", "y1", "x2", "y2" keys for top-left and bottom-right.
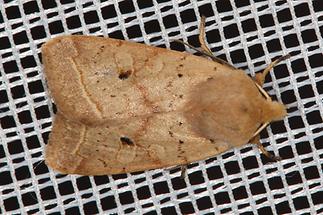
[
  {"x1": 69, "y1": 58, "x2": 103, "y2": 117},
  {"x1": 71, "y1": 124, "x2": 87, "y2": 155}
]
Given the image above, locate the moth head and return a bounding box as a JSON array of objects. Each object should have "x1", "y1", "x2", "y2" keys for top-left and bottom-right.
[
  {"x1": 261, "y1": 100, "x2": 287, "y2": 123},
  {"x1": 248, "y1": 83, "x2": 287, "y2": 140},
  {"x1": 254, "y1": 82, "x2": 287, "y2": 123}
]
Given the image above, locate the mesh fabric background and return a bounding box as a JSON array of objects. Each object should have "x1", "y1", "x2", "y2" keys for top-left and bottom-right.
[{"x1": 0, "y1": 0, "x2": 322, "y2": 214}]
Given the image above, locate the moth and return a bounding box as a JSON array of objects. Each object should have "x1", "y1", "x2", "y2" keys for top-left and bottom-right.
[{"x1": 43, "y1": 18, "x2": 289, "y2": 175}]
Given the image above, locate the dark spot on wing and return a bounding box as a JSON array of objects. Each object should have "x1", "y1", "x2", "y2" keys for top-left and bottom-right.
[
  {"x1": 177, "y1": 64, "x2": 184, "y2": 70},
  {"x1": 98, "y1": 158, "x2": 107, "y2": 167},
  {"x1": 119, "y1": 70, "x2": 132, "y2": 80},
  {"x1": 120, "y1": 136, "x2": 134, "y2": 146},
  {"x1": 179, "y1": 140, "x2": 184, "y2": 144},
  {"x1": 97, "y1": 46, "x2": 105, "y2": 55},
  {"x1": 177, "y1": 73, "x2": 183, "y2": 78},
  {"x1": 240, "y1": 104, "x2": 249, "y2": 113}
]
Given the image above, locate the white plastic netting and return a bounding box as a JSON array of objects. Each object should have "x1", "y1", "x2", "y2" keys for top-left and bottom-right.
[{"x1": 0, "y1": 0, "x2": 322, "y2": 214}]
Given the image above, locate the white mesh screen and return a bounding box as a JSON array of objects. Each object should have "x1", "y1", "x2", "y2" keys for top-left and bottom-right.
[{"x1": 0, "y1": 0, "x2": 322, "y2": 214}]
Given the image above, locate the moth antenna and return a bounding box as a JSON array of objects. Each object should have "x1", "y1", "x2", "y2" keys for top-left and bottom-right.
[
  {"x1": 255, "y1": 54, "x2": 291, "y2": 86},
  {"x1": 252, "y1": 122, "x2": 269, "y2": 139},
  {"x1": 254, "y1": 82, "x2": 271, "y2": 101}
]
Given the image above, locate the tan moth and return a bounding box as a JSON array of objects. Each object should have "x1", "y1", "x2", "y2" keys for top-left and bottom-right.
[{"x1": 42, "y1": 18, "x2": 289, "y2": 175}]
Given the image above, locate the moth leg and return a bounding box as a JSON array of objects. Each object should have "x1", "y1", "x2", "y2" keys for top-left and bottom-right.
[
  {"x1": 249, "y1": 134, "x2": 260, "y2": 145},
  {"x1": 250, "y1": 132, "x2": 281, "y2": 161},
  {"x1": 255, "y1": 54, "x2": 291, "y2": 86},
  {"x1": 198, "y1": 16, "x2": 236, "y2": 69},
  {"x1": 255, "y1": 141, "x2": 282, "y2": 161},
  {"x1": 198, "y1": 16, "x2": 213, "y2": 56},
  {"x1": 180, "y1": 165, "x2": 187, "y2": 179},
  {"x1": 165, "y1": 165, "x2": 187, "y2": 179},
  {"x1": 173, "y1": 39, "x2": 214, "y2": 59}
]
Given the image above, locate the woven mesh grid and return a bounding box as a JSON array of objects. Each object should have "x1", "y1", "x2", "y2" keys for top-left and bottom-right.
[{"x1": 0, "y1": 0, "x2": 322, "y2": 214}]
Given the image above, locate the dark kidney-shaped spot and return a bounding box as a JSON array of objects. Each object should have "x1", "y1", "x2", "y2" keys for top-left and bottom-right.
[
  {"x1": 118, "y1": 70, "x2": 132, "y2": 80},
  {"x1": 120, "y1": 136, "x2": 134, "y2": 146}
]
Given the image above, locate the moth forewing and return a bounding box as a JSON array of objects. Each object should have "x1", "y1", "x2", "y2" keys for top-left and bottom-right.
[
  {"x1": 46, "y1": 113, "x2": 231, "y2": 175},
  {"x1": 42, "y1": 36, "x2": 233, "y2": 125}
]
